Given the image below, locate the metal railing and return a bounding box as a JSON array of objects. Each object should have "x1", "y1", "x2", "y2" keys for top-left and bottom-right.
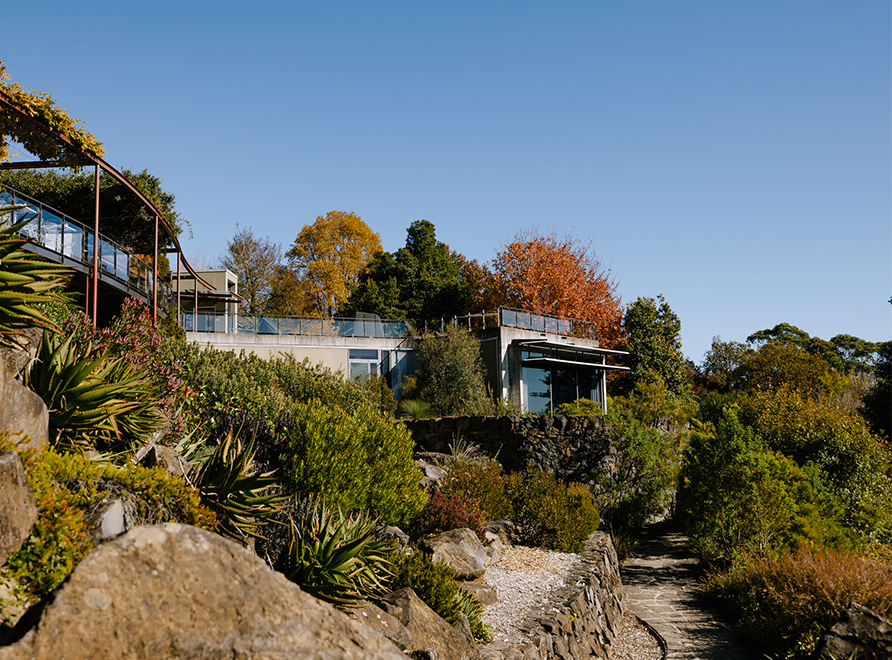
[
  {"x1": 452, "y1": 307, "x2": 597, "y2": 340},
  {"x1": 182, "y1": 312, "x2": 410, "y2": 338},
  {"x1": 0, "y1": 187, "x2": 174, "y2": 310}
]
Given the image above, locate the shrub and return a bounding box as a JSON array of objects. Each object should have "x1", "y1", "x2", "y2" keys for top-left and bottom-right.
[
  {"x1": 413, "y1": 489, "x2": 486, "y2": 540},
  {"x1": 738, "y1": 388, "x2": 892, "y2": 542},
  {"x1": 273, "y1": 498, "x2": 393, "y2": 610},
  {"x1": 192, "y1": 432, "x2": 286, "y2": 543},
  {"x1": 704, "y1": 547, "x2": 892, "y2": 659},
  {"x1": 25, "y1": 330, "x2": 161, "y2": 451},
  {"x1": 513, "y1": 470, "x2": 599, "y2": 553},
  {"x1": 678, "y1": 409, "x2": 856, "y2": 562},
  {"x1": 439, "y1": 457, "x2": 521, "y2": 522},
  {"x1": 284, "y1": 400, "x2": 427, "y2": 526},
  {"x1": 414, "y1": 325, "x2": 494, "y2": 416},
  {"x1": 555, "y1": 398, "x2": 603, "y2": 416},
  {"x1": 1, "y1": 445, "x2": 215, "y2": 600},
  {"x1": 594, "y1": 398, "x2": 682, "y2": 557},
  {"x1": 390, "y1": 550, "x2": 491, "y2": 642}
]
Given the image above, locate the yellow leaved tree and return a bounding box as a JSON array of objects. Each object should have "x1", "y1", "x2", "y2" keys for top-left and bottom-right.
[{"x1": 285, "y1": 211, "x2": 382, "y2": 317}]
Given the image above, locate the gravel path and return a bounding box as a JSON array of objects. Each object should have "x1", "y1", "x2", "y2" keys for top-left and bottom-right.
[{"x1": 481, "y1": 545, "x2": 663, "y2": 659}]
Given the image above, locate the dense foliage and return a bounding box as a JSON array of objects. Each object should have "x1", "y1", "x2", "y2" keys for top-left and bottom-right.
[{"x1": 619, "y1": 295, "x2": 689, "y2": 398}]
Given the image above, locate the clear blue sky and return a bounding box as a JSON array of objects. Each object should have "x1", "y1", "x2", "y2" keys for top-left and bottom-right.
[{"x1": 4, "y1": 1, "x2": 890, "y2": 361}]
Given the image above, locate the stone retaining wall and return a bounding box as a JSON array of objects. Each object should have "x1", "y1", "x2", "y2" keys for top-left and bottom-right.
[
  {"x1": 483, "y1": 532, "x2": 625, "y2": 660},
  {"x1": 405, "y1": 415, "x2": 613, "y2": 483}
]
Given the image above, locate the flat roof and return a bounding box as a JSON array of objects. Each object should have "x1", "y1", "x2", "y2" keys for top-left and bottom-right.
[
  {"x1": 522, "y1": 356, "x2": 630, "y2": 372},
  {"x1": 516, "y1": 339, "x2": 630, "y2": 357}
]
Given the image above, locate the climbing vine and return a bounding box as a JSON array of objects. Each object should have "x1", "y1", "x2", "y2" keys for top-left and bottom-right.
[{"x1": 0, "y1": 60, "x2": 104, "y2": 166}]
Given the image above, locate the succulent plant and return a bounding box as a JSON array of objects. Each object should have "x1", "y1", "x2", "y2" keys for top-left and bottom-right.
[
  {"x1": 273, "y1": 497, "x2": 393, "y2": 610},
  {"x1": 192, "y1": 432, "x2": 286, "y2": 543},
  {"x1": 0, "y1": 213, "x2": 71, "y2": 347},
  {"x1": 25, "y1": 330, "x2": 159, "y2": 450}
]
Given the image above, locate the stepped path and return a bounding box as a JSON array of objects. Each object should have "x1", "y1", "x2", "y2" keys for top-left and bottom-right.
[{"x1": 620, "y1": 521, "x2": 756, "y2": 660}]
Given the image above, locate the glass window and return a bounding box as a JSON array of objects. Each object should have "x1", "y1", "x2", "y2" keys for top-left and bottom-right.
[
  {"x1": 350, "y1": 362, "x2": 370, "y2": 381},
  {"x1": 349, "y1": 349, "x2": 378, "y2": 360}
]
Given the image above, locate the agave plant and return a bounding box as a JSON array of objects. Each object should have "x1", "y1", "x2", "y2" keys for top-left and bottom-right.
[
  {"x1": 0, "y1": 213, "x2": 72, "y2": 347},
  {"x1": 192, "y1": 432, "x2": 286, "y2": 543},
  {"x1": 25, "y1": 330, "x2": 160, "y2": 450},
  {"x1": 273, "y1": 498, "x2": 394, "y2": 610}
]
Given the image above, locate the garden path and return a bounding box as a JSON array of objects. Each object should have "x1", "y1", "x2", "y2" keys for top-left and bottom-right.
[{"x1": 620, "y1": 521, "x2": 757, "y2": 660}]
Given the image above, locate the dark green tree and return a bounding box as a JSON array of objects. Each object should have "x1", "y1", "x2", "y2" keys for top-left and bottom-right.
[
  {"x1": 747, "y1": 322, "x2": 878, "y2": 373},
  {"x1": 620, "y1": 294, "x2": 689, "y2": 398},
  {"x1": 860, "y1": 340, "x2": 891, "y2": 439},
  {"x1": 341, "y1": 220, "x2": 471, "y2": 323},
  {"x1": 413, "y1": 324, "x2": 492, "y2": 416}
]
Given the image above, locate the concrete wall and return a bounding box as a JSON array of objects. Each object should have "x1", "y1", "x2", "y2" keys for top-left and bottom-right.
[
  {"x1": 405, "y1": 414, "x2": 612, "y2": 484},
  {"x1": 184, "y1": 332, "x2": 415, "y2": 396}
]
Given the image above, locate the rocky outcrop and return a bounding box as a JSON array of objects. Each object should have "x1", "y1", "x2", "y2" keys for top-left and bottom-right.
[
  {"x1": 0, "y1": 355, "x2": 47, "y2": 453},
  {"x1": 350, "y1": 602, "x2": 414, "y2": 651},
  {"x1": 0, "y1": 523, "x2": 405, "y2": 660},
  {"x1": 422, "y1": 528, "x2": 487, "y2": 580},
  {"x1": 139, "y1": 444, "x2": 191, "y2": 478},
  {"x1": 814, "y1": 603, "x2": 892, "y2": 660},
  {"x1": 0, "y1": 450, "x2": 37, "y2": 566},
  {"x1": 383, "y1": 587, "x2": 482, "y2": 660}
]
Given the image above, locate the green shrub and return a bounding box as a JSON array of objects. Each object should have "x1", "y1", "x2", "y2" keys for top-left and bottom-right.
[
  {"x1": 704, "y1": 547, "x2": 892, "y2": 659},
  {"x1": 738, "y1": 388, "x2": 892, "y2": 542},
  {"x1": 440, "y1": 457, "x2": 521, "y2": 522},
  {"x1": 555, "y1": 398, "x2": 603, "y2": 416},
  {"x1": 678, "y1": 409, "x2": 856, "y2": 562},
  {"x1": 513, "y1": 471, "x2": 599, "y2": 553},
  {"x1": 594, "y1": 400, "x2": 682, "y2": 557},
  {"x1": 1, "y1": 446, "x2": 215, "y2": 599},
  {"x1": 273, "y1": 498, "x2": 393, "y2": 610},
  {"x1": 414, "y1": 325, "x2": 494, "y2": 416},
  {"x1": 413, "y1": 489, "x2": 487, "y2": 539},
  {"x1": 390, "y1": 551, "x2": 491, "y2": 642},
  {"x1": 284, "y1": 400, "x2": 427, "y2": 526}
]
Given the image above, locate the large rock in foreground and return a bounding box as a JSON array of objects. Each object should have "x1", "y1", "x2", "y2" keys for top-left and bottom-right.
[
  {"x1": 814, "y1": 603, "x2": 892, "y2": 660},
  {"x1": 0, "y1": 523, "x2": 405, "y2": 660},
  {"x1": 384, "y1": 587, "x2": 481, "y2": 660},
  {"x1": 0, "y1": 450, "x2": 37, "y2": 567}
]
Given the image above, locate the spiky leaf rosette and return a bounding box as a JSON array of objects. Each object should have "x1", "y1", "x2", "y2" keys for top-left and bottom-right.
[
  {"x1": 273, "y1": 498, "x2": 393, "y2": 610},
  {"x1": 0, "y1": 213, "x2": 71, "y2": 347},
  {"x1": 193, "y1": 432, "x2": 286, "y2": 543},
  {"x1": 25, "y1": 330, "x2": 160, "y2": 450}
]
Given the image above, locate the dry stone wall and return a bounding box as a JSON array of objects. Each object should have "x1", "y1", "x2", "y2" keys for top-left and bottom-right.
[
  {"x1": 405, "y1": 415, "x2": 613, "y2": 484},
  {"x1": 482, "y1": 532, "x2": 625, "y2": 660}
]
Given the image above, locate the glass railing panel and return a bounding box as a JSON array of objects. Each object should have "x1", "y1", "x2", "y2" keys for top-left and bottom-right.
[
  {"x1": 115, "y1": 251, "x2": 129, "y2": 281},
  {"x1": 14, "y1": 204, "x2": 38, "y2": 240},
  {"x1": 100, "y1": 239, "x2": 115, "y2": 274},
  {"x1": 41, "y1": 210, "x2": 63, "y2": 253},
  {"x1": 63, "y1": 221, "x2": 83, "y2": 259},
  {"x1": 236, "y1": 316, "x2": 258, "y2": 334},
  {"x1": 277, "y1": 317, "x2": 301, "y2": 335},
  {"x1": 256, "y1": 317, "x2": 279, "y2": 334},
  {"x1": 85, "y1": 231, "x2": 95, "y2": 265}
]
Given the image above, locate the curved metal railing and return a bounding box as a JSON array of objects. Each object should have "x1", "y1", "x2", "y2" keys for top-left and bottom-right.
[{"x1": 0, "y1": 186, "x2": 173, "y2": 309}]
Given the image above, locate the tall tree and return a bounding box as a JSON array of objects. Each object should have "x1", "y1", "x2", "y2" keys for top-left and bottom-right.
[
  {"x1": 621, "y1": 295, "x2": 689, "y2": 398},
  {"x1": 482, "y1": 229, "x2": 623, "y2": 347},
  {"x1": 342, "y1": 220, "x2": 471, "y2": 323},
  {"x1": 285, "y1": 210, "x2": 381, "y2": 317},
  {"x1": 220, "y1": 225, "x2": 281, "y2": 315}
]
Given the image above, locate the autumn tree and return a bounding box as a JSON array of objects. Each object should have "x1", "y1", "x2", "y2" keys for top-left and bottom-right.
[
  {"x1": 620, "y1": 295, "x2": 689, "y2": 398},
  {"x1": 285, "y1": 210, "x2": 381, "y2": 317},
  {"x1": 342, "y1": 220, "x2": 471, "y2": 323},
  {"x1": 220, "y1": 225, "x2": 281, "y2": 315},
  {"x1": 483, "y1": 230, "x2": 623, "y2": 347}
]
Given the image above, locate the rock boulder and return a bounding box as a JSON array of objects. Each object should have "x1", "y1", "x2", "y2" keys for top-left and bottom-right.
[
  {"x1": 0, "y1": 356, "x2": 47, "y2": 453},
  {"x1": 0, "y1": 523, "x2": 405, "y2": 660},
  {"x1": 814, "y1": 603, "x2": 892, "y2": 660},
  {"x1": 384, "y1": 587, "x2": 481, "y2": 660},
  {"x1": 421, "y1": 528, "x2": 487, "y2": 580},
  {"x1": 0, "y1": 450, "x2": 37, "y2": 567}
]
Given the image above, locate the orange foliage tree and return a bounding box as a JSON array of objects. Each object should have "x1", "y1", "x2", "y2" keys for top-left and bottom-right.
[{"x1": 480, "y1": 230, "x2": 624, "y2": 347}]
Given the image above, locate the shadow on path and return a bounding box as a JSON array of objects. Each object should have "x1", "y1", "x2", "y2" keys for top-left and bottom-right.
[{"x1": 620, "y1": 520, "x2": 757, "y2": 660}]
